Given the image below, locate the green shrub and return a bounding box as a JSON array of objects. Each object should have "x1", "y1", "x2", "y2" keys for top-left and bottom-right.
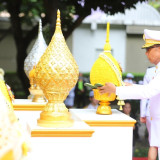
[{"x1": 134, "y1": 148, "x2": 148, "y2": 157}]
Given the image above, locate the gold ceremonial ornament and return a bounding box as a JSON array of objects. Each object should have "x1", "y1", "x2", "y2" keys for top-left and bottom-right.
[
  {"x1": 0, "y1": 80, "x2": 30, "y2": 160},
  {"x1": 24, "y1": 19, "x2": 47, "y2": 102},
  {"x1": 90, "y1": 22, "x2": 124, "y2": 115},
  {"x1": 28, "y1": 66, "x2": 46, "y2": 103},
  {"x1": 35, "y1": 10, "x2": 79, "y2": 127}
]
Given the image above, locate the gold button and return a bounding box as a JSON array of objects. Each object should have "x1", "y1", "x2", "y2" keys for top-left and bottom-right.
[{"x1": 151, "y1": 117, "x2": 152, "y2": 120}]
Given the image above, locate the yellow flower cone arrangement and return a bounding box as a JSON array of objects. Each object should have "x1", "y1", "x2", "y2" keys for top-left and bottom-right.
[{"x1": 90, "y1": 23, "x2": 124, "y2": 115}]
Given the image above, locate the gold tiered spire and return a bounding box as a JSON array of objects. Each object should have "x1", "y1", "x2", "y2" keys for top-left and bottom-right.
[
  {"x1": 56, "y1": 9, "x2": 61, "y2": 28},
  {"x1": 35, "y1": 9, "x2": 79, "y2": 127},
  {"x1": 104, "y1": 22, "x2": 111, "y2": 52}
]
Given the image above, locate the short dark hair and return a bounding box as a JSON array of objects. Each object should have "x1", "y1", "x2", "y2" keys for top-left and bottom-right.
[{"x1": 122, "y1": 100, "x2": 131, "y2": 108}]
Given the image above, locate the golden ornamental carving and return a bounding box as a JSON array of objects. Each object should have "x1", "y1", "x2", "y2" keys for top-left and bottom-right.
[
  {"x1": 0, "y1": 81, "x2": 30, "y2": 159},
  {"x1": 35, "y1": 10, "x2": 79, "y2": 127}
]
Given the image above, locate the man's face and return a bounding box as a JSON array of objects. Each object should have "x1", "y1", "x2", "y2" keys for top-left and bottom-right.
[{"x1": 145, "y1": 46, "x2": 160, "y2": 65}]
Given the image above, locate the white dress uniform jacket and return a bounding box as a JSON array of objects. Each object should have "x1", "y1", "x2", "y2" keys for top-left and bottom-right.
[
  {"x1": 140, "y1": 67, "x2": 156, "y2": 118},
  {"x1": 140, "y1": 67, "x2": 156, "y2": 141},
  {"x1": 116, "y1": 62, "x2": 160, "y2": 147}
]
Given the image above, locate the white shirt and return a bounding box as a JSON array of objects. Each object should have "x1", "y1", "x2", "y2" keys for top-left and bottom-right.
[{"x1": 116, "y1": 62, "x2": 160, "y2": 118}]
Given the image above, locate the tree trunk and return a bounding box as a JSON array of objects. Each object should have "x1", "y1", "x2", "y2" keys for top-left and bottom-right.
[
  {"x1": 16, "y1": 45, "x2": 30, "y2": 96},
  {"x1": 43, "y1": 0, "x2": 58, "y2": 40},
  {"x1": 7, "y1": 0, "x2": 30, "y2": 97},
  {"x1": 64, "y1": 16, "x2": 86, "y2": 39}
]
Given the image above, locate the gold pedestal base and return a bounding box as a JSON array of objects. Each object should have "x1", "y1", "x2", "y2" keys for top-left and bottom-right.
[
  {"x1": 37, "y1": 118, "x2": 73, "y2": 128},
  {"x1": 37, "y1": 102, "x2": 73, "y2": 128},
  {"x1": 96, "y1": 101, "x2": 112, "y2": 115},
  {"x1": 28, "y1": 94, "x2": 34, "y2": 99},
  {"x1": 32, "y1": 95, "x2": 46, "y2": 103},
  {"x1": 29, "y1": 88, "x2": 46, "y2": 103}
]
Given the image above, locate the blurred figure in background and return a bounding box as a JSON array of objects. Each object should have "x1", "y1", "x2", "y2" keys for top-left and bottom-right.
[
  {"x1": 84, "y1": 91, "x2": 99, "y2": 109},
  {"x1": 64, "y1": 87, "x2": 75, "y2": 109},
  {"x1": 123, "y1": 73, "x2": 137, "y2": 125},
  {"x1": 74, "y1": 73, "x2": 87, "y2": 108},
  {"x1": 124, "y1": 73, "x2": 136, "y2": 85},
  {"x1": 122, "y1": 101, "x2": 139, "y2": 156}
]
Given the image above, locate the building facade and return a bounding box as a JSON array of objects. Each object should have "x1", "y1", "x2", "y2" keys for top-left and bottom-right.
[{"x1": 71, "y1": 2, "x2": 160, "y2": 73}]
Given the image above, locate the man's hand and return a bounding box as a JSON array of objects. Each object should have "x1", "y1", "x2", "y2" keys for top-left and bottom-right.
[
  {"x1": 140, "y1": 117, "x2": 146, "y2": 123},
  {"x1": 98, "y1": 82, "x2": 116, "y2": 95}
]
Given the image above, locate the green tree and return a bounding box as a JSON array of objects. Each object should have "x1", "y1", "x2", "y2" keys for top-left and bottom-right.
[
  {"x1": 0, "y1": 0, "x2": 145, "y2": 97},
  {"x1": 148, "y1": 0, "x2": 160, "y2": 12}
]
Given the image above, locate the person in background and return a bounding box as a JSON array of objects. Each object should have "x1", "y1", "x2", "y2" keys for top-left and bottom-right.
[
  {"x1": 140, "y1": 66, "x2": 156, "y2": 142},
  {"x1": 123, "y1": 73, "x2": 137, "y2": 122},
  {"x1": 84, "y1": 91, "x2": 99, "y2": 109},
  {"x1": 74, "y1": 73, "x2": 87, "y2": 108},
  {"x1": 64, "y1": 87, "x2": 75, "y2": 109},
  {"x1": 122, "y1": 101, "x2": 139, "y2": 155},
  {"x1": 124, "y1": 73, "x2": 136, "y2": 85}
]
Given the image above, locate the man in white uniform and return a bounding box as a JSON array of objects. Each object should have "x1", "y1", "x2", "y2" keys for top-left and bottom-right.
[
  {"x1": 140, "y1": 67, "x2": 156, "y2": 136},
  {"x1": 98, "y1": 29, "x2": 160, "y2": 160}
]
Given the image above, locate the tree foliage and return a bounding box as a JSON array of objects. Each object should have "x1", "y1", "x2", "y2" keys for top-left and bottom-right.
[
  {"x1": 149, "y1": 0, "x2": 160, "y2": 12},
  {"x1": 0, "y1": 0, "x2": 145, "y2": 97}
]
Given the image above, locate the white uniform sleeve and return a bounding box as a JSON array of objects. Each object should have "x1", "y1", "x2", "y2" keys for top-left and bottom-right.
[{"x1": 116, "y1": 74, "x2": 160, "y2": 100}]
